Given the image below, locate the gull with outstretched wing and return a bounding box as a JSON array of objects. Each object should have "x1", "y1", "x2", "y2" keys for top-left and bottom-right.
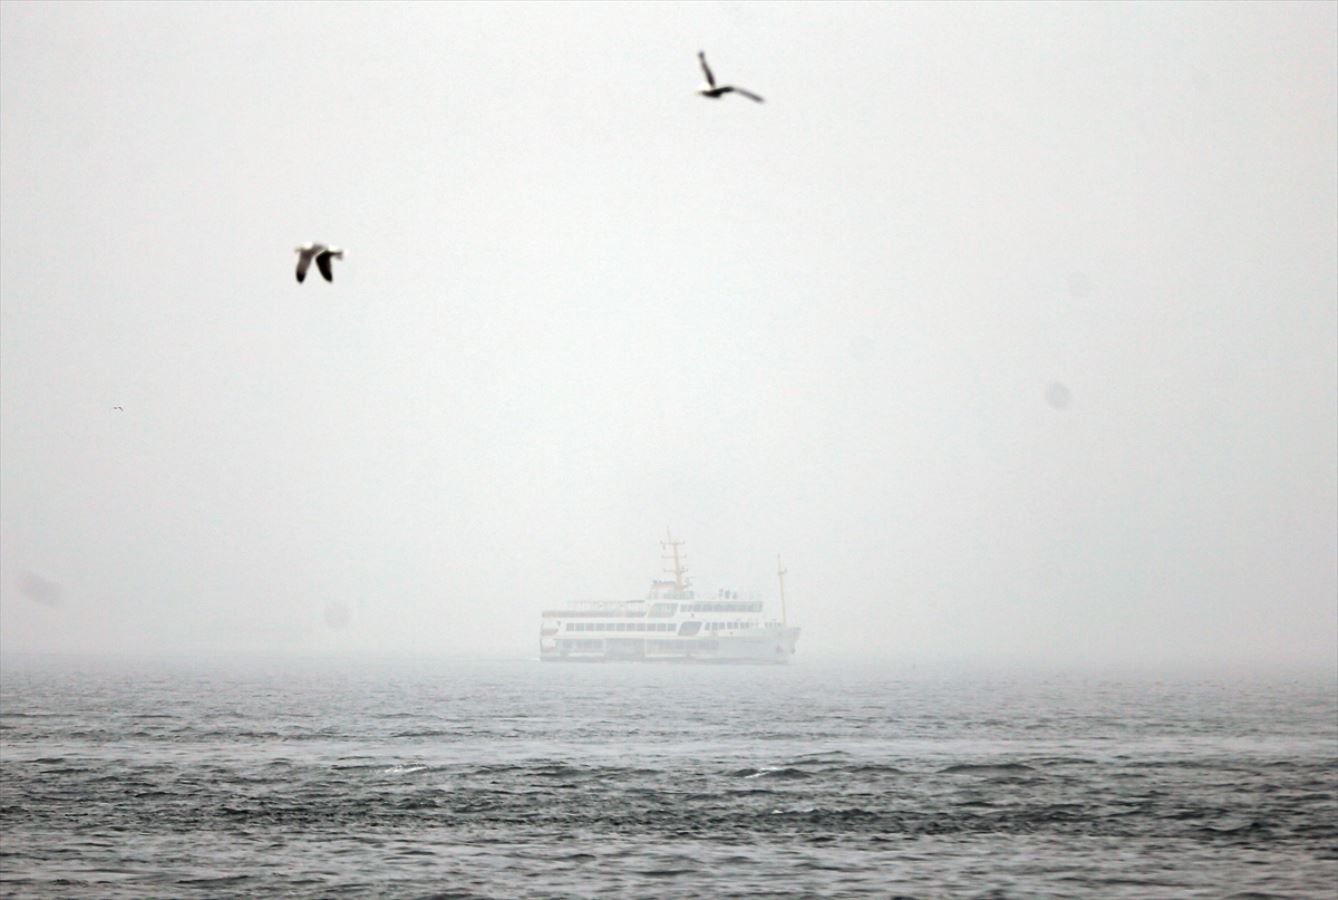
[
  {"x1": 294, "y1": 243, "x2": 345, "y2": 284},
  {"x1": 696, "y1": 51, "x2": 763, "y2": 103}
]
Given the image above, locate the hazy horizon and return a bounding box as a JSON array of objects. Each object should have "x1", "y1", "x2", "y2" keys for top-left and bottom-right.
[{"x1": 2, "y1": 2, "x2": 1335, "y2": 672}]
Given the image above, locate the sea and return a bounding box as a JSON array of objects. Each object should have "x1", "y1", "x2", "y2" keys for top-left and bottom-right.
[{"x1": 1, "y1": 657, "x2": 1334, "y2": 898}]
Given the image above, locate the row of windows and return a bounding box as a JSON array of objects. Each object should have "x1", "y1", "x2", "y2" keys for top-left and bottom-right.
[
  {"x1": 566, "y1": 622, "x2": 677, "y2": 633},
  {"x1": 556, "y1": 639, "x2": 721, "y2": 652},
  {"x1": 679, "y1": 602, "x2": 762, "y2": 613},
  {"x1": 705, "y1": 622, "x2": 750, "y2": 631}
]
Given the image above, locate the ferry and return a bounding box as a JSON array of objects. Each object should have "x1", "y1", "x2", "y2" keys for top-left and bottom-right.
[{"x1": 539, "y1": 534, "x2": 800, "y2": 663}]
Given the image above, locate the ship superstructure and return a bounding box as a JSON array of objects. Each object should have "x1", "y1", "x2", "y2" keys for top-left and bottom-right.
[{"x1": 539, "y1": 534, "x2": 800, "y2": 663}]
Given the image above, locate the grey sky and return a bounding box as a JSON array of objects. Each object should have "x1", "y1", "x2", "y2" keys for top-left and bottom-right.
[{"x1": 2, "y1": 1, "x2": 1334, "y2": 669}]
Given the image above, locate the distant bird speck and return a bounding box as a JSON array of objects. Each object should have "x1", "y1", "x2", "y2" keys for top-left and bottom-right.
[
  {"x1": 1046, "y1": 382, "x2": 1072, "y2": 411},
  {"x1": 696, "y1": 51, "x2": 764, "y2": 103},
  {"x1": 295, "y1": 243, "x2": 344, "y2": 283},
  {"x1": 113, "y1": 406, "x2": 124, "y2": 411}
]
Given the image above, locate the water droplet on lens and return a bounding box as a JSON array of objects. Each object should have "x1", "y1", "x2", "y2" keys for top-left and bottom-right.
[
  {"x1": 18, "y1": 572, "x2": 63, "y2": 607},
  {"x1": 1045, "y1": 382, "x2": 1072, "y2": 410}
]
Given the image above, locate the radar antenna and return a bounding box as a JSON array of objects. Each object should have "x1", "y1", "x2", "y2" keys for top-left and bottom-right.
[{"x1": 661, "y1": 528, "x2": 689, "y2": 592}]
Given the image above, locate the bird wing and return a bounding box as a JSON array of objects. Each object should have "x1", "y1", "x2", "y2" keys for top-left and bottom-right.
[
  {"x1": 316, "y1": 250, "x2": 336, "y2": 283},
  {"x1": 698, "y1": 51, "x2": 716, "y2": 88},
  {"x1": 296, "y1": 248, "x2": 315, "y2": 283},
  {"x1": 728, "y1": 86, "x2": 764, "y2": 103}
]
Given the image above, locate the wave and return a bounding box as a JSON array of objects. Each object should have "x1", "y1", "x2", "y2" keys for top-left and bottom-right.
[
  {"x1": 737, "y1": 767, "x2": 812, "y2": 780},
  {"x1": 839, "y1": 763, "x2": 905, "y2": 776},
  {"x1": 390, "y1": 730, "x2": 456, "y2": 739},
  {"x1": 382, "y1": 764, "x2": 430, "y2": 776},
  {"x1": 939, "y1": 762, "x2": 1035, "y2": 775}
]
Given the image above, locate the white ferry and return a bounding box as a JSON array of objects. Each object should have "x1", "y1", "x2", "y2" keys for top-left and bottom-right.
[{"x1": 539, "y1": 534, "x2": 800, "y2": 664}]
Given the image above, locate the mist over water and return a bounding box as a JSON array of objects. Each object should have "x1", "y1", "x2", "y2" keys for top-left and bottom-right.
[
  {"x1": 2, "y1": 1, "x2": 1335, "y2": 673},
  {"x1": 2, "y1": 659, "x2": 1335, "y2": 897}
]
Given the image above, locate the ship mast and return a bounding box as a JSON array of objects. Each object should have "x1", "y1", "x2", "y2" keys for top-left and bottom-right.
[
  {"x1": 777, "y1": 555, "x2": 788, "y2": 627},
  {"x1": 661, "y1": 528, "x2": 689, "y2": 593}
]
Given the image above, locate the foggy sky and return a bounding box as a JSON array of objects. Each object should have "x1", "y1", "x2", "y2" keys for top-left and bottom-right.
[{"x1": 2, "y1": 1, "x2": 1334, "y2": 670}]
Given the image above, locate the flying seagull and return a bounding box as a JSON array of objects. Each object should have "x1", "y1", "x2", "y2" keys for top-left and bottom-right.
[
  {"x1": 295, "y1": 243, "x2": 344, "y2": 283},
  {"x1": 696, "y1": 51, "x2": 763, "y2": 103}
]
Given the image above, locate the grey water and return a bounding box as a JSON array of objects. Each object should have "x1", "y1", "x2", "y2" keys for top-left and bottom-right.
[{"x1": 1, "y1": 658, "x2": 1335, "y2": 898}]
